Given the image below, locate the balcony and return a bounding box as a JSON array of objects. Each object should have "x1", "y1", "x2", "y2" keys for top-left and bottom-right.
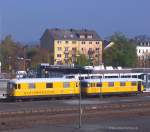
[{"x1": 64, "y1": 50, "x2": 69, "y2": 54}]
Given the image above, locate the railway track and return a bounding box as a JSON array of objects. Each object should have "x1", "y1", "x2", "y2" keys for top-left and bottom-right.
[
  {"x1": 0, "y1": 96, "x2": 150, "y2": 117},
  {"x1": 1, "y1": 96, "x2": 150, "y2": 131}
]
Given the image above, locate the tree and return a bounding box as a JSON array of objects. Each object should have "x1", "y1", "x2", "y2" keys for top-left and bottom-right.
[
  {"x1": 26, "y1": 46, "x2": 50, "y2": 68},
  {"x1": 0, "y1": 35, "x2": 23, "y2": 72},
  {"x1": 75, "y1": 54, "x2": 89, "y2": 67},
  {"x1": 103, "y1": 32, "x2": 137, "y2": 67}
]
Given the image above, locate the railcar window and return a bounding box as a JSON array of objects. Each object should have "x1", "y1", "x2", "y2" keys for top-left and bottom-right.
[
  {"x1": 63, "y1": 82, "x2": 70, "y2": 88},
  {"x1": 97, "y1": 82, "x2": 102, "y2": 87},
  {"x1": 121, "y1": 76, "x2": 131, "y2": 78},
  {"x1": 76, "y1": 82, "x2": 79, "y2": 87},
  {"x1": 120, "y1": 82, "x2": 126, "y2": 86},
  {"x1": 132, "y1": 75, "x2": 137, "y2": 78},
  {"x1": 66, "y1": 76, "x2": 75, "y2": 79},
  {"x1": 138, "y1": 75, "x2": 142, "y2": 79},
  {"x1": 90, "y1": 83, "x2": 95, "y2": 87},
  {"x1": 79, "y1": 77, "x2": 84, "y2": 80},
  {"x1": 46, "y1": 83, "x2": 53, "y2": 88},
  {"x1": 91, "y1": 76, "x2": 98, "y2": 79},
  {"x1": 85, "y1": 76, "x2": 90, "y2": 79},
  {"x1": 131, "y1": 82, "x2": 137, "y2": 86},
  {"x1": 148, "y1": 75, "x2": 150, "y2": 80},
  {"x1": 29, "y1": 83, "x2": 35, "y2": 89},
  {"x1": 108, "y1": 82, "x2": 114, "y2": 87},
  {"x1": 18, "y1": 84, "x2": 21, "y2": 89}
]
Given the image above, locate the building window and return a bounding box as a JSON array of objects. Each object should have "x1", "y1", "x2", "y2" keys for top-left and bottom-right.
[
  {"x1": 89, "y1": 48, "x2": 92, "y2": 51},
  {"x1": 80, "y1": 35, "x2": 85, "y2": 39},
  {"x1": 65, "y1": 54, "x2": 69, "y2": 58},
  {"x1": 87, "y1": 35, "x2": 93, "y2": 39},
  {"x1": 81, "y1": 41, "x2": 85, "y2": 44},
  {"x1": 89, "y1": 41, "x2": 92, "y2": 44},
  {"x1": 57, "y1": 47, "x2": 62, "y2": 51},
  {"x1": 65, "y1": 47, "x2": 69, "y2": 51},
  {"x1": 29, "y1": 83, "x2": 35, "y2": 89},
  {"x1": 70, "y1": 34, "x2": 74, "y2": 38},
  {"x1": 57, "y1": 61, "x2": 62, "y2": 65},
  {"x1": 72, "y1": 41, "x2": 76, "y2": 44},
  {"x1": 63, "y1": 82, "x2": 70, "y2": 88},
  {"x1": 72, "y1": 48, "x2": 76, "y2": 51},
  {"x1": 96, "y1": 41, "x2": 99, "y2": 44},
  {"x1": 46, "y1": 83, "x2": 53, "y2": 88},
  {"x1": 57, "y1": 41, "x2": 61, "y2": 44},
  {"x1": 57, "y1": 54, "x2": 61, "y2": 57},
  {"x1": 65, "y1": 41, "x2": 68, "y2": 44}
]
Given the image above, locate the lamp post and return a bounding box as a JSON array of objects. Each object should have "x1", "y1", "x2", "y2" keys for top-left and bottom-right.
[{"x1": 76, "y1": 54, "x2": 82, "y2": 128}]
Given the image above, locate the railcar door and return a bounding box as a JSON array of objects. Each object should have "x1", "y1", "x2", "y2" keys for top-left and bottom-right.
[{"x1": 138, "y1": 81, "x2": 142, "y2": 92}]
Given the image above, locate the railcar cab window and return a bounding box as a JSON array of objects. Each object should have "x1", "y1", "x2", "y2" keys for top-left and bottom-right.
[
  {"x1": 46, "y1": 83, "x2": 53, "y2": 88},
  {"x1": 63, "y1": 82, "x2": 70, "y2": 88},
  {"x1": 9, "y1": 83, "x2": 17, "y2": 89},
  {"x1": 132, "y1": 82, "x2": 137, "y2": 86},
  {"x1": 29, "y1": 83, "x2": 35, "y2": 89}
]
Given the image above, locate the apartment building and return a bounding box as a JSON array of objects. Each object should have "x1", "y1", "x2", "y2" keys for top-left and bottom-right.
[
  {"x1": 136, "y1": 41, "x2": 150, "y2": 67},
  {"x1": 40, "y1": 28, "x2": 102, "y2": 65}
]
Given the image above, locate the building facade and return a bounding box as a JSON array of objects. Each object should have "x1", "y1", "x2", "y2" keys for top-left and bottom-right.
[
  {"x1": 40, "y1": 29, "x2": 103, "y2": 65},
  {"x1": 136, "y1": 41, "x2": 150, "y2": 67}
]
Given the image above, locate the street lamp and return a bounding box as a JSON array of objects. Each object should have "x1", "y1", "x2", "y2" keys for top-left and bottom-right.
[{"x1": 76, "y1": 54, "x2": 82, "y2": 128}]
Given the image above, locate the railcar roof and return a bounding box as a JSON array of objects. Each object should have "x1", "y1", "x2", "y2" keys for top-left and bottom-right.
[
  {"x1": 81, "y1": 78, "x2": 142, "y2": 82},
  {"x1": 10, "y1": 78, "x2": 79, "y2": 83}
]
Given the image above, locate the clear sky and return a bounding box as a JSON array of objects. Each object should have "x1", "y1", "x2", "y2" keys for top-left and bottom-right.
[{"x1": 0, "y1": 0, "x2": 150, "y2": 42}]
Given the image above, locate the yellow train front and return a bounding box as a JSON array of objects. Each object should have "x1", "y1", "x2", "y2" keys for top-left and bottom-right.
[
  {"x1": 8, "y1": 78, "x2": 79, "y2": 100},
  {"x1": 80, "y1": 78, "x2": 144, "y2": 96}
]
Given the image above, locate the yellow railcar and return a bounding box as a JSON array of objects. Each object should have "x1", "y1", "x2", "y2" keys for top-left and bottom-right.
[
  {"x1": 81, "y1": 78, "x2": 144, "y2": 95},
  {"x1": 8, "y1": 78, "x2": 79, "y2": 99}
]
